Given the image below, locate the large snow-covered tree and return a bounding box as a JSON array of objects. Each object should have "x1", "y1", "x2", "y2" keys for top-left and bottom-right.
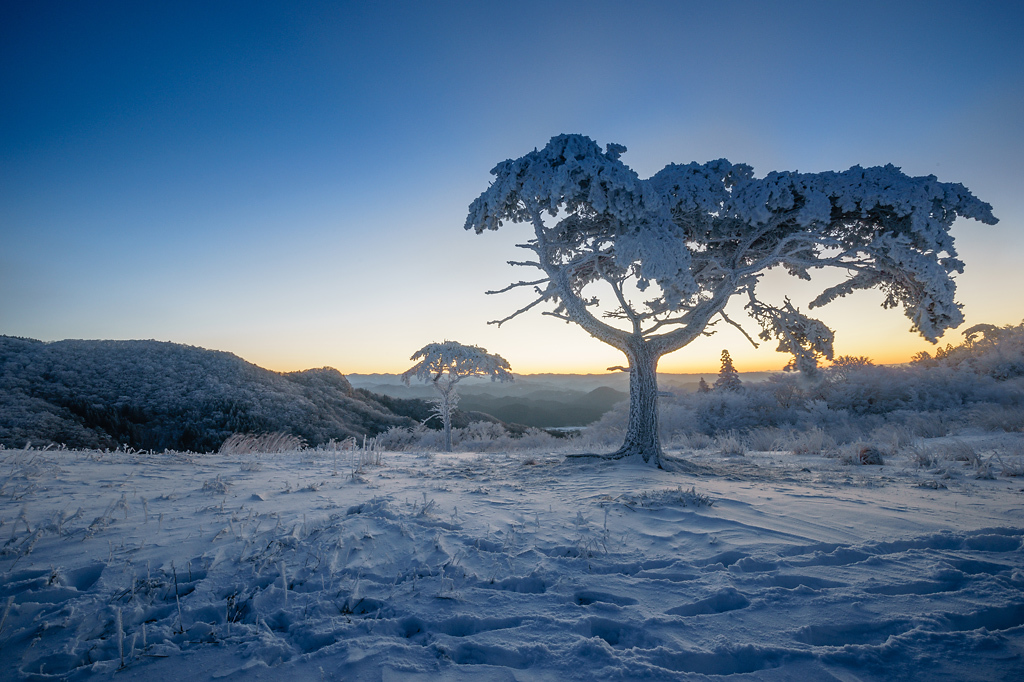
[
  {"x1": 401, "y1": 341, "x2": 513, "y2": 452},
  {"x1": 465, "y1": 134, "x2": 997, "y2": 467}
]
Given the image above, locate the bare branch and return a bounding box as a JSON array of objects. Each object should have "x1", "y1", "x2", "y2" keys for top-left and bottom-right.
[
  {"x1": 485, "y1": 278, "x2": 550, "y2": 295},
  {"x1": 599, "y1": 258, "x2": 641, "y2": 334},
  {"x1": 487, "y1": 293, "x2": 552, "y2": 327},
  {"x1": 719, "y1": 310, "x2": 759, "y2": 348}
]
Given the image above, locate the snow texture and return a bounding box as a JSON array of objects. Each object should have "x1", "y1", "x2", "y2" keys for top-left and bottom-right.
[{"x1": 2, "y1": 440, "x2": 1021, "y2": 681}]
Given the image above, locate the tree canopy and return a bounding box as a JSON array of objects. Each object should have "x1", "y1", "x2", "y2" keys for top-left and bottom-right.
[{"x1": 401, "y1": 341, "x2": 513, "y2": 386}]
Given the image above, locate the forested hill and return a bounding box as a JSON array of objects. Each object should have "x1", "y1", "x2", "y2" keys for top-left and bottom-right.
[{"x1": 0, "y1": 336, "x2": 422, "y2": 452}]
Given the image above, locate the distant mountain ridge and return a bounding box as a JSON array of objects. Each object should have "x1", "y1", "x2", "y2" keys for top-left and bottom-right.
[
  {"x1": 0, "y1": 337, "x2": 425, "y2": 452},
  {"x1": 346, "y1": 371, "x2": 776, "y2": 427},
  {"x1": 348, "y1": 375, "x2": 632, "y2": 427},
  {"x1": 348, "y1": 370, "x2": 774, "y2": 396}
]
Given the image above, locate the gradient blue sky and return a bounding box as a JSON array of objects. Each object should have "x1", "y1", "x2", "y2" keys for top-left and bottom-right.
[{"x1": 3, "y1": 0, "x2": 1022, "y2": 374}]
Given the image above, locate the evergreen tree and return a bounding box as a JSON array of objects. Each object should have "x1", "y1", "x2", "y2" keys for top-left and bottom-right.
[{"x1": 715, "y1": 350, "x2": 742, "y2": 391}]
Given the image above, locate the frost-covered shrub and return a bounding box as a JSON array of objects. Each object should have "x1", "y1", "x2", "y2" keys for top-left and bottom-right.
[
  {"x1": 891, "y1": 410, "x2": 960, "y2": 438},
  {"x1": 377, "y1": 424, "x2": 426, "y2": 451},
  {"x1": 664, "y1": 431, "x2": 715, "y2": 450},
  {"x1": 201, "y1": 475, "x2": 231, "y2": 493},
  {"x1": 914, "y1": 321, "x2": 1024, "y2": 380},
  {"x1": 506, "y1": 428, "x2": 561, "y2": 452},
  {"x1": 579, "y1": 404, "x2": 627, "y2": 448},
  {"x1": 908, "y1": 443, "x2": 936, "y2": 468},
  {"x1": 374, "y1": 420, "x2": 561, "y2": 454},
  {"x1": 715, "y1": 433, "x2": 746, "y2": 456},
  {"x1": 823, "y1": 365, "x2": 917, "y2": 414},
  {"x1": 744, "y1": 427, "x2": 790, "y2": 452},
  {"x1": 967, "y1": 404, "x2": 1024, "y2": 432},
  {"x1": 869, "y1": 424, "x2": 916, "y2": 451},
  {"x1": 459, "y1": 421, "x2": 508, "y2": 443},
  {"x1": 658, "y1": 386, "x2": 797, "y2": 437},
  {"x1": 785, "y1": 427, "x2": 836, "y2": 455},
  {"x1": 945, "y1": 439, "x2": 981, "y2": 464},
  {"x1": 618, "y1": 485, "x2": 714, "y2": 509},
  {"x1": 996, "y1": 448, "x2": 1024, "y2": 477}
]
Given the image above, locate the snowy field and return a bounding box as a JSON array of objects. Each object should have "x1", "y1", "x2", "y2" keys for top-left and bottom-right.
[{"x1": 2, "y1": 440, "x2": 1022, "y2": 681}]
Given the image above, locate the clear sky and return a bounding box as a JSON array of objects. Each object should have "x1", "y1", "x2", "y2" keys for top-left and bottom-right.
[{"x1": 3, "y1": 0, "x2": 1022, "y2": 375}]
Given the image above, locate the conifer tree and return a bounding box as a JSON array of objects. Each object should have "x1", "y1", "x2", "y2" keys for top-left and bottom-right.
[{"x1": 715, "y1": 350, "x2": 743, "y2": 391}]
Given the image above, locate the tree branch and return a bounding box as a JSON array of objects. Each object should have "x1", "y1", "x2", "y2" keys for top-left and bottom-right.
[
  {"x1": 600, "y1": 260, "x2": 641, "y2": 334},
  {"x1": 719, "y1": 309, "x2": 760, "y2": 348},
  {"x1": 488, "y1": 293, "x2": 552, "y2": 327},
  {"x1": 485, "y1": 278, "x2": 550, "y2": 295},
  {"x1": 525, "y1": 201, "x2": 628, "y2": 350}
]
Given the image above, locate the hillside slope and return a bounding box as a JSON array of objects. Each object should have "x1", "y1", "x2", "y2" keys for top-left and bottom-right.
[{"x1": 0, "y1": 337, "x2": 419, "y2": 451}]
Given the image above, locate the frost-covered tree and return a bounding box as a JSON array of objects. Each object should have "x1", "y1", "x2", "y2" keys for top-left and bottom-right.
[
  {"x1": 827, "y1": 355, "x2": 875, "y2": 383},
  {"x1": 715, "y1": 350, "x2": 742, "y2": 392},
  {"x1": 465, "y1": 134, "x2": 997, "y2": 466},
  {"x1": 401, "y1": 341, "x2": 513, "y2": 452}
]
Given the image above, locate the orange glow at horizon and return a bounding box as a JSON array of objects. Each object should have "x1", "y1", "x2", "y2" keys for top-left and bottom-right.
[{"x1": 249, "y1": 338, "x2": 945, "y2": 376}]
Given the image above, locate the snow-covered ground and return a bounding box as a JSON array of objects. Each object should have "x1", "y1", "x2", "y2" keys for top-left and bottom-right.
[{"x1": 2, "y1": 439, "x2": 1022, "y2": 681}]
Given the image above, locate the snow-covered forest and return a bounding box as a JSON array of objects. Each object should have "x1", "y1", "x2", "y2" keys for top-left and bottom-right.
[
  {"x1": 1, "y1": 324, "x2": 1022, "y2": 680},
  {"x1": 0, "y1": 337, "x2": 486, "y2": 452}
]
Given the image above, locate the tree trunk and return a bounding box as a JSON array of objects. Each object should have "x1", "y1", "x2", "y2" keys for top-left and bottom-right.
[
  {"x1": 440, "y1": 386, "x2": 454, "y2": 453},
  {"x1": 433, "y1": 380, "x2": 456, "y2": 453},
  {"x1": 613, "y1": 338, "x2": 662, "y2": 465},
  {"x1": 442, "y1": 410, "x2": 453, "y2": 452}
]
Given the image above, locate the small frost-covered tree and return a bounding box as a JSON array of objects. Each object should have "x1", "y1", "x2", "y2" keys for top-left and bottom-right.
[
  {"x1": 827, "y1": 355, "x2": 875, "y2": 383},
  {"x1": 465, "y1": 134, "x2": 996, "y2": 467},
  {"x1": 401, "y1": 341, "x2": 513, "y2": 452},
  {"x1": 715, "y1": 350, "x2": 742, "y2": 392}
]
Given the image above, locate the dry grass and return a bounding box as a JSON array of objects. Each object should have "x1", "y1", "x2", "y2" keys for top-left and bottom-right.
[
  {"x1": 787, "y1": 428, "x2": 836, "y2": 456},
  {"x1": 219, "y1": 432, "x2": 306, "y2": 455}
]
